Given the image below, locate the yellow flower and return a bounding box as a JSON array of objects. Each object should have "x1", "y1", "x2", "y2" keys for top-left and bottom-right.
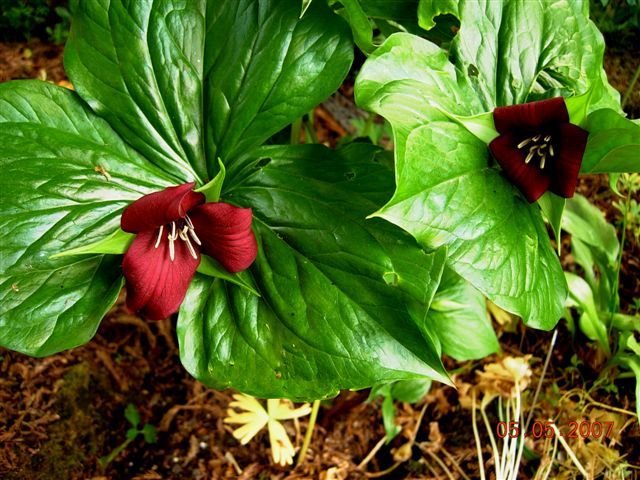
[{"x1": 224, "y1": 394, "x2": 311, "y2": 466}]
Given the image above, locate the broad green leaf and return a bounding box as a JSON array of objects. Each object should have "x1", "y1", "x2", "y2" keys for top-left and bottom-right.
[
  {"x1": 65, "y1": 0, "x2": 353, "y2": 180},
  {"x1": 418, "y1": 0, "x2": 620, "y2": 111},
  {"x1": 428, "y1": 268, "x2": 499, "y2": 361},
  {"x1": 355, "y1": 5, "x2": 623, "y2": 328},
  {"x1": 581, "y1": 109, "x2": 640, "y2": 174},
  {"x1": 565, "y1": 272, "x2": 610, "y2": 354},
  {"x1": 367, "y1": 119, "x2": 567, "y2": 329},
  {"x1": 203, "y1": 0, "x2": 352, "y2": 171},
  {"x1": 0, "y1": 81, "x2": 175, "y2": 356},
  {"x1": 177, "y1": 144, "x2": 450, "y2": 400}
]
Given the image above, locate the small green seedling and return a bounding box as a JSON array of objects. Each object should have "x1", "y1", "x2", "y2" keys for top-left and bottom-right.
[{"x1": 98, "y1": 404, "x2": 157, "y2": 469}]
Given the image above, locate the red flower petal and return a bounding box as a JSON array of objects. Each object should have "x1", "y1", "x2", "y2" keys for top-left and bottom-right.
[
  {"x1": 549, "y1": 123, "x2": 589, "y2": 198},
  {"x1": 493, "y1": 97, "x2": 569, "y2": 134},
  {"x1": 121, "y1": 182, "x2": 205, "y2": 233},
  {"x1": 189, "y1": 203, "x2": 258, "y2": 273},
  {"x1": 490, "y1": 132, "x2": 551, "y2": 203},
  {"x1": 122, "y1": 229, "x2": 200, "y2": 320}
]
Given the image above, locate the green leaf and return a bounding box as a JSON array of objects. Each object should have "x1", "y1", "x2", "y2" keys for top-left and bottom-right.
[
  {"x1": 300, "y1": 0, "x2": 313, "y2": 17},
  {"x1": 177, "y1": 144, "x2": 450, "y2": 400},
  {"x1": 355, "y1": 4, "x2": 622, "y2": 328},
  {"x1": 538, "y1": 192, "x2": 566, "y2": 249},
  {"x1": 65, "y1": 0, "x2": 353, "y2": 181},
  {"x1": 195, "y1": 159, "x2": 226, "y2": 203},
  {"x1": 141, "y1": 423, "x2": 158, "y2": 444},
  {"x1": 0, "y1": 81, "x2": 175, "y2": 356},
  {"x1": 124, "y1": 404, "x2": 141, "y2": 428},
  {"x1": 565, "y1": 272, "x2": 610, "y2": 355},
  {"x1": 366, "y1": 119, "x2": 567, "y2": 329},
  {"x1": 196, "y1": 256, "x2": 260, "y2": 297},
  {"x1": 424, "y1": 0, "x2": 619, "y2": 110},
  {"x1": 390, "y1": 378, "x2": 432, "y2": 403},
  {"x1": 581, "y1": 109, "x2": 640, "y2": 174},
  {"x1": 381, "y1": 394, "x2": 402, "y2": 441},
  {"x1": 563, "y1": 194, "x2": 619, "y2": 309},
  {"x1": 428, "y1": 268, "x2": 499, "y2": 361},
  {"x1": 563, "y1": 194, "x2": 619, "y2": 263},
  {"x1": 52, "y1": 228, "x2": 134, "y2": 258},
  {"x1": 417, "y1": 0, "x2": 458, "y2": 30},
  {"x1": 332, "y1": 0, "x2": 376, "y2": 54}
]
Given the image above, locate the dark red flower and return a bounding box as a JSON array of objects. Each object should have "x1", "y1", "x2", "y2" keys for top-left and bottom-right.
[
  {"x1": 489, "y1": 97, "x2": 589, "y2": 203},
  {"x1": 120, "y1": 182, "x2": 257, "y2": 320}
]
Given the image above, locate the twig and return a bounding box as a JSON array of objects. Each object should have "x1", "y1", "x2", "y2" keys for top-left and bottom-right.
[{"x1": 296, "y1": 399, "x2": 320, "y2": 466}]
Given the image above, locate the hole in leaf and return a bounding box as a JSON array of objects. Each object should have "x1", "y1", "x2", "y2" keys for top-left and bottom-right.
[
  {"x1": 344, "y1": 171, "x2": 356, "y2": 181},
  {"x1": 468, "y1": 64, "x2": 479, "y2": 77},
  {"x1": 256, "y1": 157, "x2": 271, "y2": 168}
]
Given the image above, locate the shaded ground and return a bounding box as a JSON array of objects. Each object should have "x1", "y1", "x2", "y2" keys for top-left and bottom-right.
[{"x1": 1, "y1": 34, "x2": 639, "y2": 480}]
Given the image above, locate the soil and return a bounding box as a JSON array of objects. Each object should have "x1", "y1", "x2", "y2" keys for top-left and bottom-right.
[{"x1": 1, "y1": 32, "x2": 639, "y2": 480}]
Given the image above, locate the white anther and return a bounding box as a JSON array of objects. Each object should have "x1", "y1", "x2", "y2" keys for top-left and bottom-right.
[
  {"x1": 540, "y1": 154, "x2": 547, "y2": 169},
  {"x1": 154, "y1": 225, "x2": 164, "y2": 249},
  {"x1": 549, "y1": 144, "x2": 554, "y2": 156},
  {"x1": 517, "y1": 137, "x2": 533, "y2": 149},
  {"x1": 533, "y1": 134, "x2": 541, "y2": 141},
  {"x1": 525, "y1": 146, "x2": 538, "y2": 164},
  {"x1": 168, "y1": 234, "x2": 175, "y2": 261},
  {"x1": 544, "y1": 135, "x2": 552, "y2": 142},
  {"x1": 179, "y1": 227, "x2": 198, "y2": 259},
  {"x1": 188, "y1": 228, "x2": 201, "y2": 246}
]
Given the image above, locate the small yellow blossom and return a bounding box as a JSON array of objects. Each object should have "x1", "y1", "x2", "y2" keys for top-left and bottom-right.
[
  {"x1": 477, "y1": 355, "x2": 532, "y2": 399},
  {"x1": 224, "y1": 394, "x2": 311, "y2": 466}
]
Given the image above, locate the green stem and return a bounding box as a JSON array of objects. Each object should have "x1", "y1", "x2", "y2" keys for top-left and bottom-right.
[
  {"x1": 304, "y1": 110, "x2": 318, "y2": 144},
  {"x1": 297, "y1": 400, "x2": 320, "y2": 466},
  {"x1": 609, "y1": 184, "x2": 631, "y2": 334},
  {"x1": 622, "y1": 64, "x2": 640, "y2": 110},
  {"x1": 290, "y1": 118, "x2": 303, "y2": 145}
]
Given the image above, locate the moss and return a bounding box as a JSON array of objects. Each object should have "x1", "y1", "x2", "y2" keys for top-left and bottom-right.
[{"x1": 7, "y1": 362, "x2": 112, "y2": 480}]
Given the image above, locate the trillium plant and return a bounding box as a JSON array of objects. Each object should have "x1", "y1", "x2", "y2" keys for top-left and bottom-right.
[{"x1": 1, "y1": 0, "x2": 639, "y2": 401}]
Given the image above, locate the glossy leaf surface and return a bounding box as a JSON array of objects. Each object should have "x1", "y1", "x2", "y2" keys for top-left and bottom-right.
[
  {"x1": 0, "y1": 81, "x2": 175, "y2": 355},
  {"x1": 178, "y1": 144, "x2": 450, "y2": 400}
]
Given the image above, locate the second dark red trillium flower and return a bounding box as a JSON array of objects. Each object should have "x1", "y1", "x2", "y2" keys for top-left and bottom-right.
[
  {"x1": 120, "y1": 182, "x2": 258, "y2": 320},
  {"x1": 489, "y1": 97, "x2": 589, "y2": 203}
]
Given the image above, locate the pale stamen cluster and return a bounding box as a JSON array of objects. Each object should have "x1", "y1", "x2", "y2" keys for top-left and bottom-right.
[
  {"x1": 517, "y1": 134, "x2": 554, "y2": 169},
  {"x1": 154, "y1": 215, "x2": 201, "y2": 261}
]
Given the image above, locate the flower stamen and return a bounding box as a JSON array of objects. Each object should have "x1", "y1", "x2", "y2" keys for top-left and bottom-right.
[
  {"x1": 179, "y1": 226, "x2": 198, "y2": 260},
  {"x1": 518, "y1": 134, "x2": 554, "y2": 169},
  {"x1": 154, "y1": 225, "x2": 164, "y2": 249},
  {"x1": 168, "y1": 221, "x2": 177, "y2": 261}
]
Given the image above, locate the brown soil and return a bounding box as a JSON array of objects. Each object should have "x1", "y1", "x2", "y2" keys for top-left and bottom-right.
[{"x1": 1, "y1": 36, "x2": 639, "y2": 480}]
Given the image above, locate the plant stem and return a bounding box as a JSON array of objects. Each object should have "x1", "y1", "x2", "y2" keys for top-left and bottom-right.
[
  {"x1": 609, "y1": 184, "x2": 631, "y2": 334},
  {"x1": 296, "y1": 400, "x2": 320, "y2": 467},
  {"x1": 622, "y1": 64, "x2": 640, "y2": 109},
  {"x1": 471, "y1": 392, "x2": 486, "y2": 480},
  {"x1": 290, "y1": 118, "x2": 302, "y2": 145}
]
